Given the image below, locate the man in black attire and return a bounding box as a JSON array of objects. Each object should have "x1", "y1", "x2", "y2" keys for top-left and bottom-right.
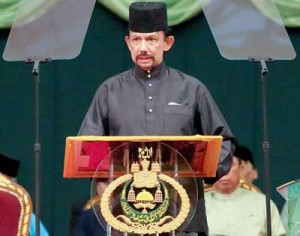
[{"x1": 78, "y1": 2, "x2": 235, "y2": 235}]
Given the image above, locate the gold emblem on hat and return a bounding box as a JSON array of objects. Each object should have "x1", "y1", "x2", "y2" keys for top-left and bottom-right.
[{"x1": 100, "y1": 146, "x2": 190, "y2": 234}]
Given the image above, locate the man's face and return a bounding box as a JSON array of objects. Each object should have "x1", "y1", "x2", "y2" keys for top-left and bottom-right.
[
  {"x1": 96, "y1": 180, "x2": 108, "y2": 196},
  {"x1": 241, "y1": 160, "x2": 258, "y2": 184},
  {"x1": 125, "y1": 31, "x2": 174, "y2": 71},
  {"x1": 213, "y1": 156, "x2": 242, "y2": 194}
]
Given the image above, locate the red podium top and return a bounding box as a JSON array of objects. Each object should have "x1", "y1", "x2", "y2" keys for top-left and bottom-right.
[{"x1": 63, "y1": 135, "x2": 222, "y2": 178}]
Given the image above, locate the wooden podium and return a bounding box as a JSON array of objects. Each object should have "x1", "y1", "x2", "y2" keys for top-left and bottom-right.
[
  {"x1": 63, "y1": 135, "x2": 223, "y2": 235},
  {"x1": 63, "y1": 135, "x2": 223, "y2": 179}
]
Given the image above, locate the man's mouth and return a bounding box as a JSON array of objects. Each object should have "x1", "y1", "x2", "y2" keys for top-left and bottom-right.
[
  {"x1": 219, "y1": 180, "x2": 230, "y2": 184},
  {"x1": 137, "y1": 55, "x2": 153, "y2": 60}
]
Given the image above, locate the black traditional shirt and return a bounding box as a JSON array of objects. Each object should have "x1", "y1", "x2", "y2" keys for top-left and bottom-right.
[{"x1": 78, "y1": 62, "x2": 235, "y2": 233}]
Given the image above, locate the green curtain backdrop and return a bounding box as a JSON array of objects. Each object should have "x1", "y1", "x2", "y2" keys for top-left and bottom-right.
[
  {"x1": 97, "y1": 0, "x2": 202, "y2": 26},
  {"x1": 0, "y1": 0, "x2": 300, "y2": 29},
  {"x1": 0, "y1": 0, "x2": 19, "y2": 28},
  {"x1": 253, "y1": 0, "x2": 300, "y2": 27},
  {"x1": 0, "y1": 0, "x2": 56, "y2": 28}
]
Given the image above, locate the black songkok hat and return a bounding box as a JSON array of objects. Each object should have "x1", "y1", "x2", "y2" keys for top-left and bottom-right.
[
  {"x1": 0, "y1": 153, "x2": 20, "y2": 178},
  {"x1": 234, "y1": 145, "x2": 255, "y2": 167},
  {"x1": 129, "y1": 2, "x2": 168, "y2": 33}
]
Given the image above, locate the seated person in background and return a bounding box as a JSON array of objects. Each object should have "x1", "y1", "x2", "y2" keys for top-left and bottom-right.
[
  {"x1": 72, "y1": 179, "x2": 108, "y2": 236},
  {"x1": 204, "y1": 144, "x2": 261, "y2": 193},
  {"x1": 234, "y1": 145, "x2": 258, "y2": 183},
  {"x1": 72, "y1": 206, "x2": 106, "y2": 236},
  {"x1": 233, "y1": 144, "x2": 261, "y2": 192},
  {"x1": 0, "y1": 152, "x2": 50, "y2": 236},
  {"x1": 69, "y1": 197, "x2": 89, "y2": 235},
  {"x1": 204, "y1": 155, "x2": 286, "y2": 236}
]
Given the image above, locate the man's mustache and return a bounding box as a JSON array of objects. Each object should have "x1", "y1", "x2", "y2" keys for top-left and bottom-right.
[{"x1": 136, "y1": 54, "x2": 153, "y2": 59}]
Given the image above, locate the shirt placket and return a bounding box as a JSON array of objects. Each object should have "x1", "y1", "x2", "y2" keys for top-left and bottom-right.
[
  {"x1": 226, "y1": 198, "x2": 235, "y2": 235},
  {"x1": 145, "y1": 70, "x2": 155, "y2": 133}
]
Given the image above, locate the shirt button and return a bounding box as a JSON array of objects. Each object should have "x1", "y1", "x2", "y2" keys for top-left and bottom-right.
[
  {"x1": 149, "y1": 109, "x2": 153, "y2": 113},
  {"x1": 148, "y1": 83, "x2": 152, "y2": 87},
  {"x1": 147, "y1": 74, "x2": 151, "y2": 78},
  {"x1": 148, "y1": 96, "x2": 153, "y2": 100}
]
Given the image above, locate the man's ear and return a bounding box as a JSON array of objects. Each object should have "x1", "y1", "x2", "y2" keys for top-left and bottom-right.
[
  {"x1": 125, "y1": 35, "x2": 131, "y2": 51},
  {"x1": 252, "y1": 169, "x2": 258, "y2": 180},
  {"x1": 238, "y1": 161, "x2": 245, "y2": 177},
  {"x1": 240, "y1": 160, "x2": 246, "y2": 171},
  {"x1": 164, "y1": 36, "x2": 175, "y2": 51}
]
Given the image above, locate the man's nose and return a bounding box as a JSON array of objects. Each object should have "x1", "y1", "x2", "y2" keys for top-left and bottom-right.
[{"x1": 139, "y1": 39, "x2": 148, "y2": 52}]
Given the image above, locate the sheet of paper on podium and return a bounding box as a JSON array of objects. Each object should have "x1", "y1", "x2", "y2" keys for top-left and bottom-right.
[{"x1": 63, "y1": 135, "x2": 223, "y2": 178}]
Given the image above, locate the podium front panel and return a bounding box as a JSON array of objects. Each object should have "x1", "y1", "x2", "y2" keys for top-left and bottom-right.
[
  {"x1": 63, "y1": 135, "x2": 223, "y2": 178},
  {"x1": 90, "y1": 141, "x2": 199, "y2": 235}
]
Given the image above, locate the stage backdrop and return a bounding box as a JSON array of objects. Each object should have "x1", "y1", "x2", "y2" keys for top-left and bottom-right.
[{"x1": 0, "y1": 3, "x2": 299, "y2": 236}]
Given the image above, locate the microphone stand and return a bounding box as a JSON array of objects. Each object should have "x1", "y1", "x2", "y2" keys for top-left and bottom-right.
[
  {"x1": 250, "y1": 57, "x2": 273, "y2": 236},
  {"x1": 26, "y1": 58, "x2": 51, "y2": 236}
]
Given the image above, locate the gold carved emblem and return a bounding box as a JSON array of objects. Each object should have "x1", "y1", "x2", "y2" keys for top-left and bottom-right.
[{"x1": 100, "y1": 146, "x2": 190, "y2": 234}]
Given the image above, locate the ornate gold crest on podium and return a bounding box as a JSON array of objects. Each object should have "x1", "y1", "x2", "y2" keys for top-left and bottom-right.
[{"x1": 100, "y1": 146, "x2": 191, "y2": 235}]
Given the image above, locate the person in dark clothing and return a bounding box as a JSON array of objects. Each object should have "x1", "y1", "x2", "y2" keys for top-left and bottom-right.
[
  {"x1": 78, "y1": 2, "x2": 235, "y2": 235},
  {"x1": 69, "y1": 199, "x2": 89, "y2": 236},
  {"x1": 70, "y1": 179, "x2": 108, "y2": 236},
  {"x1": 73, "y1": 207, "x2": 106, "y2": 236}
]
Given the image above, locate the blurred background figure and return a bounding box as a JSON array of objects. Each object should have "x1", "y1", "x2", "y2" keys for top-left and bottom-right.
[
  {"x1": 233, "y1": 144, "x2": 262, "y2": 193},
  {"x1": 204, "y1": 155, "x2": 286, "y2": 236},
  {"x1": 204, "y1": 144, "x2": 261, "y2": 193},
  {"x1": 72, "y1": 179, "x2": 108, "y2": 236},
  {"x1": 234, "y1": 145, "x2": 258, "y2": 184},
  {"x1": 0, "y1": 152, "x2": 20, "y2": 182},
  {"x1": 0, "y1": 152, "x2": 50, "y2": 236}
]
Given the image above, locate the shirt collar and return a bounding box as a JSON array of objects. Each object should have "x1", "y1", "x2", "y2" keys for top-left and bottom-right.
[
  {"x1": 212, "y1": 187, "x2": 242, "y2": 201},
  {"x1": 133, "y1": 62, "x2": 166, "y2": 80}
]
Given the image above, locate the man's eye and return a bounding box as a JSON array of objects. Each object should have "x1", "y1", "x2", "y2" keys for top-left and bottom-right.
[
  {"x1": 148, "y1": 38, "x2": 157, "y2": 45},
  {"x1": 131, "y1": 38, "x2": 141, "y2": 45}
]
